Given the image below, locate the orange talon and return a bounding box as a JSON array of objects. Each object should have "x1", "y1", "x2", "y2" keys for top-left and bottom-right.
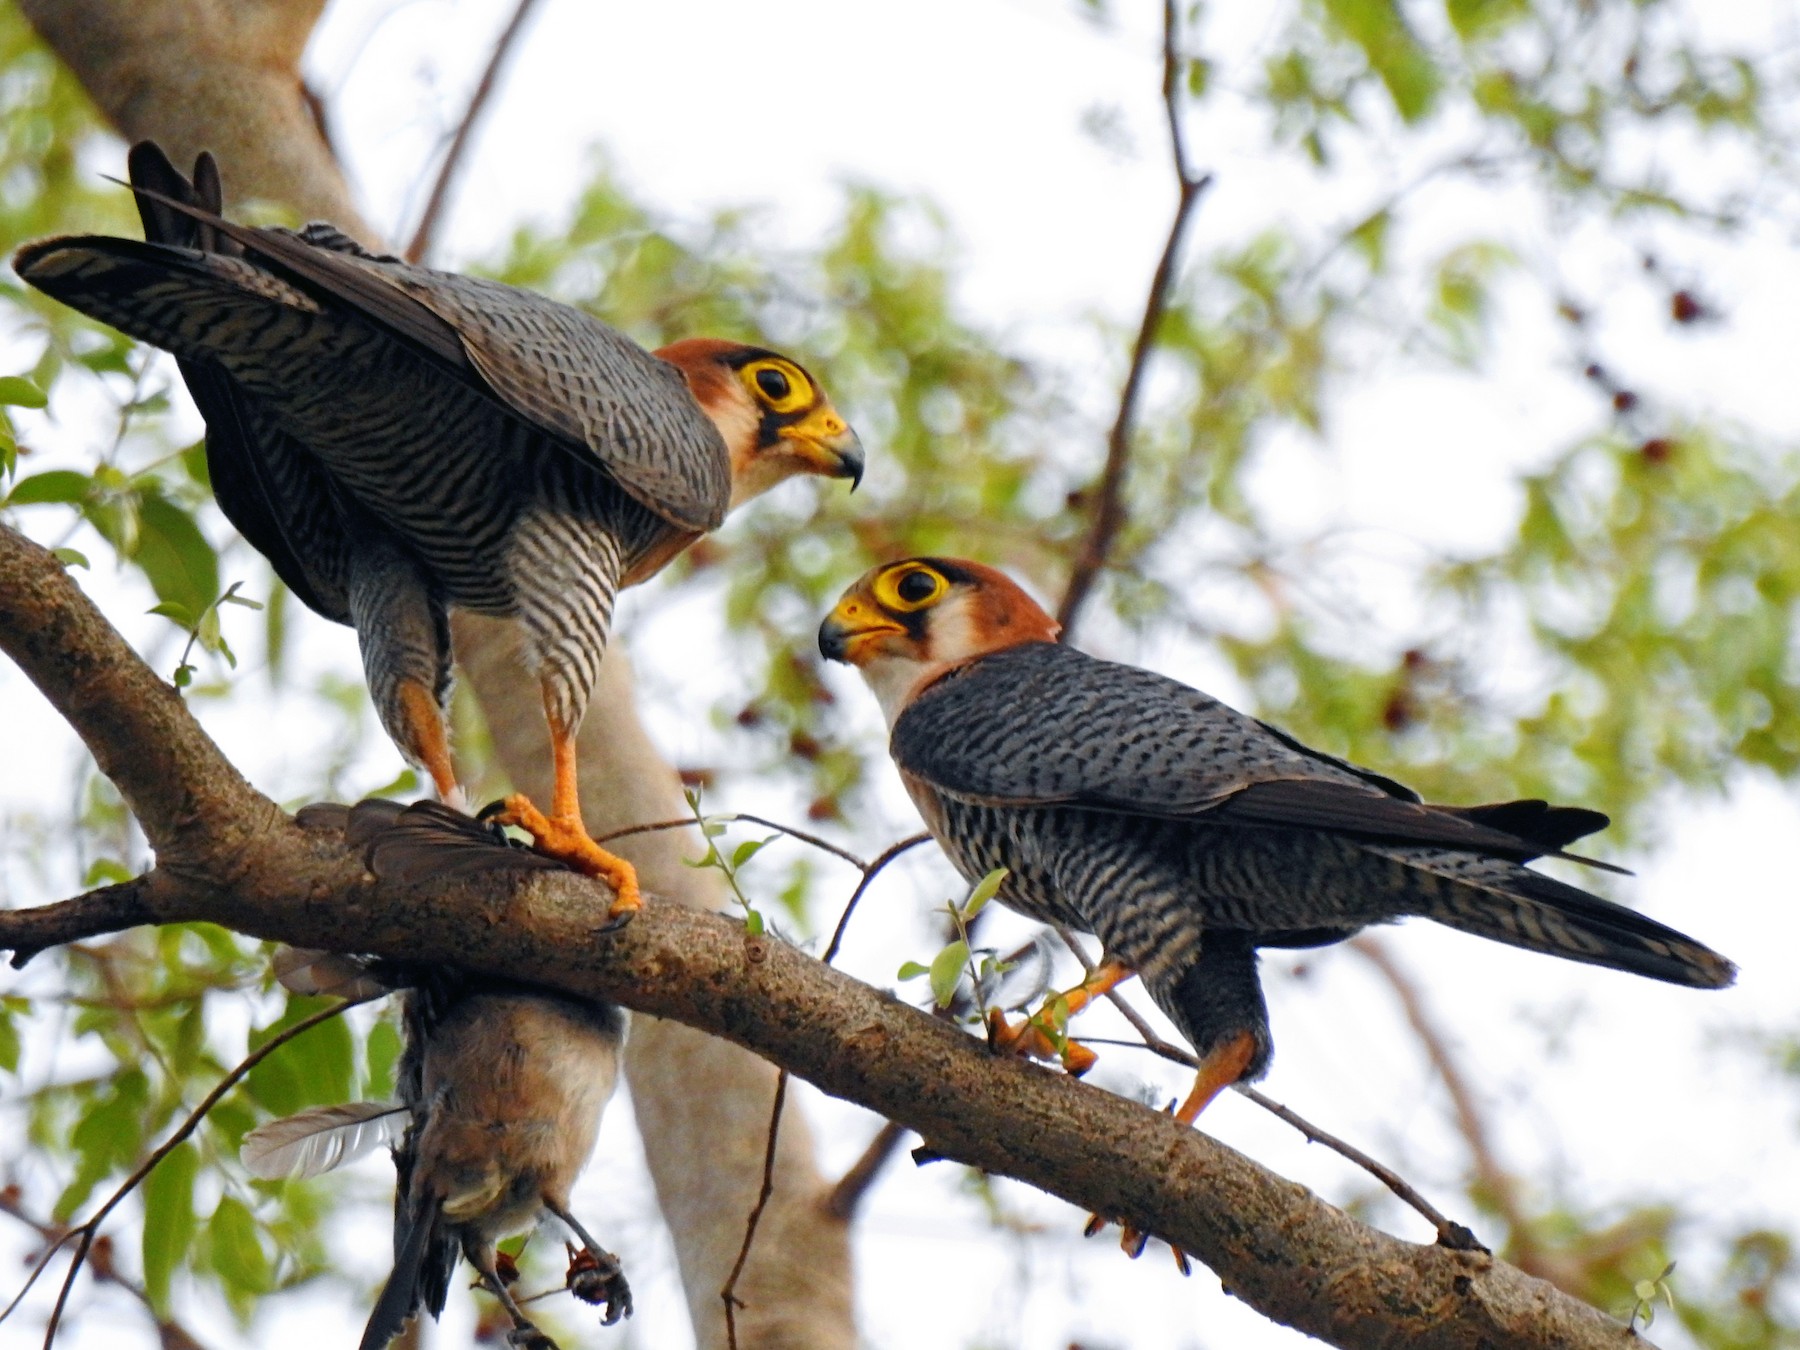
[
  {"x1": 489, "y1": 793, "x2": 641, "y2": 926},
  {"x1": 986, "y1": 959, "x2": 1133, "y2": 1075},
  {"x1": 1084, "y1": 1035, "x2": 1257, "y2": 1266}
]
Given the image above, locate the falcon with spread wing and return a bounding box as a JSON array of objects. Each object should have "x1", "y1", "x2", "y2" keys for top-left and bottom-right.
[
  {"x1": 820, "y1": 557, "x2": 1735, "y2": 1130},
  {"x1": 15, "y1": 144, "x2": 864, "y2": 917}
]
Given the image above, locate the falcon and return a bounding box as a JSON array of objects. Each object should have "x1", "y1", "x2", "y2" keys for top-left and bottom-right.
[
  {"x1": 819, "y1": 557, "x2": 1735, "y2": 1130},
  {"x1": 14, "y1": 143, "x2": 864, "y2": 918}
]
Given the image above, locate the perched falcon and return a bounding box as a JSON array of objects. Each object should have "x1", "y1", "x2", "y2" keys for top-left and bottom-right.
[
  {"x1": 820, "y1": 557, "x2": 1735, "y2": 1129},
  {"x1": 14, "y1": 143, "x2": 864, "y2": 918},
  {"x1": 252, "y1": 801, "x2": 632, "y2": 1349}
]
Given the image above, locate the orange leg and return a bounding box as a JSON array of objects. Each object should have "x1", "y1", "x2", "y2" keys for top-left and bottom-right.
[
  {"x1": 1109, "y1": 1030, "x2": 1260, "y2": 1263},
  {"x1": 485, "y1": 693, "x2": 641, "y2": 926},
  {"x1": 986, "y1": 959, "x2": 1135, "y2": 1076},
  {"x1": 396, "y1": 679, "x2": 461, "y2": 805},
  {"x1": 1173, "y1": 1030, "x2": 1259, "y2": 1127}
]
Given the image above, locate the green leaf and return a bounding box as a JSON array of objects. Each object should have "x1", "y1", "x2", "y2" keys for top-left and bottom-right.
[
  {"x1": 141, "y1": 1141, "x2": 199, "y2": 1314},
  {"x1": 743, "y1": 908, "x2": 765, "y2": 935},
  {"x1": 51, "y1": 547, "x2": 88, "y2": 569},
  {"x1": 1319, "y1": 0, "x2": 1441, "y2": 122},
  {"x1": 896, "y1": 961, "x2": 930, "y2": 981},
  {"x1": 0, "y1": 375, "x2": 48, "y2": 408},
  {"x1": 82, "y1": 857, "x2": 134, "y2": 886},
  {"x1": 245, "y1": 996, "x2": 355, "y2": 1117},
  {"x1": 731, "y1": 837, "x2": 769, "y2": 869},
  {"x1": 208, "y1": 1194, "x2": 272, "y2": 1296},
  {"x1": 1445, "y1": 0, "x2": 1527, "y2": 43},
  {"x1": 133, "y1": 492, "x2": 219, "y2": 617},
  {"x1": 55, "y1": 1070, "x2": 150, "y2": 1221},
  {"x1": 0, "y1": 1005, "x2": 19, "y2": 1074},
  {"x1": 929, "y1": 940, "x2": 970, "y2": 1009},
  {"x1": 962, "y1": 867, "x2": 1008, "y2": 919},
  {"x1": 5, "y1": 468, "x2": 89, "y2": 506},
  {"x1": 364, "y1": 1017, "x2": 403, "y2": 1099}
]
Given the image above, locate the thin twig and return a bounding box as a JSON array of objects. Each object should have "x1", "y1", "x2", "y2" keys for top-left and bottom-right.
[
  {"x1": 824, "y1": 1121, "x2": 909, "y2": 1222},
  {"x1": 20, "y1": 993, "x2": 379, "y2": 1347},
  {"x1": 595, "y1": 813, "x2": 867, "y2": 869},
  {"x1": 720, "y1": 1069, "x2": 789, "y2": 1350},
  {"x1": 1348, "y1": 937, "x2": 1538, "y2": 1249},
  {"x1": 728, "y1": 814, "x2": 867, "y2": 870},
  {"x1": 1050, "y1": 929, "x2": 1482, "y2": 1250},
  {"x1": 720, "y1": 829, "x2": 931, "y2": 1341},
  {"x1": 404, "y1": 0, "x2": 546, "y2": 263},
  {"x1": 1056, "y1": 0, "x2": 1214, "y2": 635},
  {"x1": 822, "y1": 834, "x2": 930, "y2": 965},
  {"x1": 0, "y1": 1195, "x2": 209, "y2": 1350}
]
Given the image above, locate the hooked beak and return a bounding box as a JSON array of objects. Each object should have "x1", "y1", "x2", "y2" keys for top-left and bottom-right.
[
  {"x1": 818, "y1": 595, "x2": 901, "y2": 664},
  {"x1": 780, "y1": 404, "x2": 865, "y2": 490}
]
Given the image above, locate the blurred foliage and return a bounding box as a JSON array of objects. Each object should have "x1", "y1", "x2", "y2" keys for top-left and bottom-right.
[{"x1": 0, "y1": 0, "x2": 1798, "y2": 1344}]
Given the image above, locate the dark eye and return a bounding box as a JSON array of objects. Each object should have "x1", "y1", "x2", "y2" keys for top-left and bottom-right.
[
  {"x1": 896, "y1": 570, "x2": 938, "y2": 604},
  {"x1": 756, "y1": 368, "x2": 791, "y2": 401}
]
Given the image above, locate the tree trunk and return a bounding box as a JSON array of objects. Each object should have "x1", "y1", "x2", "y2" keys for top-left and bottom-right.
[{"x1": 18, "y1": 5, "x2": 856, "y2": 1344}]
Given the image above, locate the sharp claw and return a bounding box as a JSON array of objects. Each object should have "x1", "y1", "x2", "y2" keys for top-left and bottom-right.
[{"x1": 1082, "y1": 1213, "x2": 1107, "y2": 1239}]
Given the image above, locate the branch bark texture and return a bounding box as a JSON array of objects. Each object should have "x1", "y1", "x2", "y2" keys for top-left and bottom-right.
[{"x1": 0, "y1": 521, "x2": 1659, "y2": 1350}]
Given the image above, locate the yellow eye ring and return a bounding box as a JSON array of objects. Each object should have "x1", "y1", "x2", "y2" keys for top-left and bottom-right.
[
  {"x1": 874, "y1": 564, "x2": 946, "y2": 612},
  {"x1": 740, "y1": 358, "x2": 812, "y2": 415}
]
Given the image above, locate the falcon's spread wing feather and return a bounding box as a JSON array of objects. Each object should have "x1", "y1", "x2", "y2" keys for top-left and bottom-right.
[{"x1": 893, "y1": 641, "x2": 1620, "y2": 870}]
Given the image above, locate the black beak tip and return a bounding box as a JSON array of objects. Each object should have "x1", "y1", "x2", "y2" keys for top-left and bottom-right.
[{"x1": 818, "y1": 623, "x2": 847, "y2": 664}]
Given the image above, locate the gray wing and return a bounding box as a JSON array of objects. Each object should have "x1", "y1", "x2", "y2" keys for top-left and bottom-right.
[
  {"x1": 379, "y1": 263, "x2": 731, "y2": 529},
  {"x1": 121, "y1": 187, "x2": 731, "y2": 531},
  {"x1": 891, "y1": 642, "x2": 1617, "y2": 868}
]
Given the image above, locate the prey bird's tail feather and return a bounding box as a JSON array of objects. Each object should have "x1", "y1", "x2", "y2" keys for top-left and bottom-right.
[{"x1": 360, "y1": 1194, "x2": 451, "y2": 1350}]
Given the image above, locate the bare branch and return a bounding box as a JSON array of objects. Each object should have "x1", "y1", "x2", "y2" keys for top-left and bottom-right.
[
  {"x1": 824, "y1": 1122, "x2": 908, "y2": 1222},
  {"x1": 404, "y1": 0, "x2": 546, "y2": 263},
  {"x1": 1347, "y1": 936, "x2": 1580, "y2": 1285},
  {"x1": 1055, "y1": 0, "x2": 1214, "y2": 635},
  {"x1": 721, "y1": 1071, "x2": 790, "y2": 1350},
  {"x1": 821, "y1": 834, "x2": 930, "y2": 965},
  {"x1": 3, "y1": 881, "x2": 153, "y2": 969}
]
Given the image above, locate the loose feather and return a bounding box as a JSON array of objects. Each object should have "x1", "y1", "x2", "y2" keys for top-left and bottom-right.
[{"x1": 242, "y1": 1102, "x2": 410, "y2": 1180}]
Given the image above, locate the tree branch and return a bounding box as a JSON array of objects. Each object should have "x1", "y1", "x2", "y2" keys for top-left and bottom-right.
[
  {"x1": 403, "y1": 0, "x2": 546, "y2": 264},
  {"x1": 0, "y1": 522, "x2": 1657, "y2": 1350},
  {"x1": 2, "y1": 882, "x2": 152, "y2": 969},
  {"x1": 1055, "y1": 0, "x2": 1213, "y2": 635}
]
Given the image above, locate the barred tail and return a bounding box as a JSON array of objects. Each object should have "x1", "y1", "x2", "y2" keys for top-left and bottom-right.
[
  {"x1": 13, "y1": 235, "x2": 320, "y2": 366},
  {"x1": 1415, "y1": 861, "x2": 1735, "y2": 989}
]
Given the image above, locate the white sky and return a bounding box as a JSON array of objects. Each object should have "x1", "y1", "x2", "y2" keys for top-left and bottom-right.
[{"x1": 4, "y1": 2, "x2": 1800, "y2": 1348}]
